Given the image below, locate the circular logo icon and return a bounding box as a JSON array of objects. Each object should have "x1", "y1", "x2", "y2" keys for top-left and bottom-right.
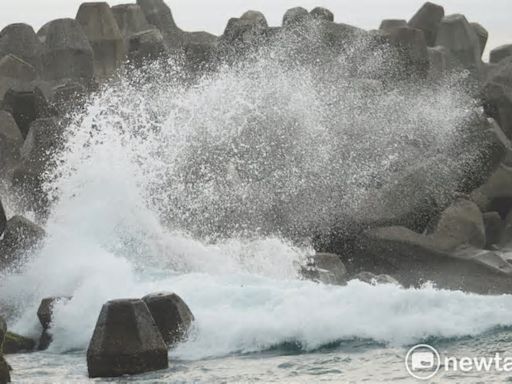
[{"x1": 405, "y1": 344, "x2": 441, "y2": 380}]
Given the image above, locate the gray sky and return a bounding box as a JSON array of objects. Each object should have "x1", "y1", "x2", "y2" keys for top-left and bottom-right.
[{"x1": 2, "y1": 0, "x2": 510, "y2": 59}]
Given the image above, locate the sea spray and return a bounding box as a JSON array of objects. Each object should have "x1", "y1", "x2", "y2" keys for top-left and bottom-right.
[{"x1": 0, "y1": 23, "x2": 504, "y2": 357}]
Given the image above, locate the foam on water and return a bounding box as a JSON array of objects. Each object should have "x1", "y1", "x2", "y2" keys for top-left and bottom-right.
[{"x1": 1, "y1": 26, "x2": 510, "y2": 361}]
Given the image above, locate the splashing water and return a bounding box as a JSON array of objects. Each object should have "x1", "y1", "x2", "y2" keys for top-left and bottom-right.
[{"x1": 1, "y1": 25, "x2": 509, "y2": 361}]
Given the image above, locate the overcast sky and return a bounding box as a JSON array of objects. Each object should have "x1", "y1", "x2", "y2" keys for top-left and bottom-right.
[{"x1": 1, "y1": 0, "x2": 510, "y2": 59}]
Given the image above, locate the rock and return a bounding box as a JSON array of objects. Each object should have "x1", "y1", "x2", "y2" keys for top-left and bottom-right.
[
  {"x1": 483, "y1": 211, "x2": 504, "y2": 249},
  {"x1": 111, "y1": 4, "x2": 150, "y2": 40},
  {"x1": 0, "y1": 23, "x2": 44, "y2": 74},
  {"x1": 353, "y1": 272, "x2": 399, "y2": 285},
  {"x1": 137, "y1": 0, "x2": 183, "y2": 50},
  {"x1": 240, "y1": 10, "x2": 268, "y2": 28},
  {"x1": 379, "y1": 19, "x2": 407, "y2": 32},
  {"x1": 434, "y1": 199, "x2": 485, "y2": 249},
  {"x1": 76, "y1": 2, "x2": 126, "y2": 80},
  {"x1": 3, "y1": 332, "x2": 36, "y2": 354},
  {"x1": 470, "y1": 22, "x2": 488, "y2": 58},
  {"x1": 87, "y1": 299, "x2": 168, "y2": 378},
  {"x1": 39, "y1": 18, "x2": 95, "y2": 85},
  {"x1": 1, "y1": 87, "x2": 52, "y2": 139},
  {"x1": 37, "y1": 297, "x2": 70, "y2": 350},
  {"x1": 0, "y1": 216, "x2": 45, "y2": 271},
  {"x1": 408, "y1": 2, "x2": 444, "y2": 46},
  {"x1": 490, "y1": 44, "x2": 512, "y2": 64},
  {"x1": 282, "y1": 7, "x2": 310, "y2": 27},
  {"x1": 142, "y1": 292, "x2": 194, "y2": 347},
  {"x1": 127, "y1": 29, "x2": 166, "y2": 66},
  {"x1": 310, "y1": 7, "x2": 334, "y2": 22},
  {"x1": 354, "y1": 225, "x2": 512, "y2": 294},
  {"x1": 21, "y1": 117, "x2": 63, "y2": 174},
  {"x1": 387, "y1": 26, "x2": 430, "y2": 79},
  {"x1": 435, "y1": 14, "x2": 481, "y2": 72},
  {"x1": 300, "y1": 253, "x2": 347, "y2": 285},
  {"x1": 0, "y1": 111, "x2": 22, "y2": 171}
]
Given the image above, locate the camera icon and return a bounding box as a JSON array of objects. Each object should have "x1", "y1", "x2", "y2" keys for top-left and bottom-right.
[{"x1": 405, "y1": 344, "x2": 441, "y2": 380}]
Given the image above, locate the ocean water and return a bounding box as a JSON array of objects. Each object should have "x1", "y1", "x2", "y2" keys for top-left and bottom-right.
[{"x1": 1, "y1": 26, "x2": 511, "y2": 383}]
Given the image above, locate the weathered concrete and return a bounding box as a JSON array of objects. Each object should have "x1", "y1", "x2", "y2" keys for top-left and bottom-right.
[
  {"x1": 354, "y1": 225, "x2": 512, "y2": 294},
  {"x1": 240, "y1": 10, "x2": 268, "y2": 28},
  {"x1": 0, "y1": 23, "x2": 44, "y2": 74},
  {"x1": 37, "y1": 297, "x2": 71, "y2": 350},
  {"x1": 1, "y1": 87, "x2": 52, "y2": 139},
  {"x1": 435, "y1": 14, "x2": 481, "y2": 72},
  {"x1": 471, "y1": 165, "x2": 512, "y2": 217},
  {"x1": 0, "y1": 54, "x2": 38, "y2": 102},
  {"x1": 76, "y1": 2, "x2": 126, "y2": 80},
  {"x1": 387, "y1": 26, "x2": 430, "y2": 79},
  {"x1": 470, "y1": 22, "x2": 488, "y2": 58},
  {"x1": 21, "y1": 117, "x2": 63, "y2": 174},
  {"x1": 39, "y1": 18, "x2": 95, "y2": 84},
  {"x1": 51, "y1": 82, "x2": 87, "y2": 115},
  {"x1": 300, "y1": 253, "x2": 347, "y2": 285},
  {"x1": 353, "y1": 272, "x2": 399, "y2": 285},
  {"x1": 310, "y1": 7, "x2": 334, "y2": 22},
  {"x1": 0, "y1": 111, "x2": 23, "y2": 171},
  {"x1": 0, "y1": 198, "x2": 5, "y2": 240},
  {"x1": 0, "y1": 216, "x2": 45, "y2": 271},
  {"x1": 427, "y1": 45, "x2": 448, "y2": 80},
  {"x1": 87, "y1": 299, "x2": 168, "y2": 378},
  {"x1": 282, "y1": 7, "x2": 310, "y2": 27},
  {"x1": 490, "y1": 44, "x2": 512, "y2": 64},
  {"x1": 408, "y1": 2, "x2": 444, "y2": 46},
  {"x1": 434, "y1": 199, "x2": 486, "y2": 249},
  {"x1": 127, "y1": 29, "x2": 166, "y2": 65},
  {"x1": 112, "y1": 4, "x2": 150, "y2": 40},
  {"x1": 379, "y1": 19, "x2": 407, "y2": 32},
  {"x1": 483, "y1": 211, "x2": 504, "y2": 249},
  {"x1": 3, "y1": 332, "x2": 36, "y2": 354},
  {"x1": 142, "y1": 292, "x2": 194, "y2": 346},
  {"x1": 137, "y1": 0, "x2": 183, "y2": 50}
]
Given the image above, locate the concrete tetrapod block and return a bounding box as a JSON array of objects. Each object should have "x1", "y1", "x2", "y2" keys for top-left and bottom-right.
[
  {"x1": 0, "y1": 23, "x2": 44, "y2": 74},
  {"x1": 112, "y1": 4, "x2": 151, "y2": 40},
  {"x1": 39, "y1": 18, "x2": 94, "y2": 85},
  {"x1": 435, "y1": 14, "x2": 481, "y2": 72},
  {"x1": 408, "y1": 2, "x2": 444, "y2": 46},
  {"x1": 137, "y1": 0, "x2": 183, "y2": 50},
  {"x1": 87, "y1": 299, "x2": 168, "y2": 378},
  {"x1": 76, "y1": 2, "x2": 126, "y2": 80},
  {"x1": 142, "y1": 292, "x2": 194, "y2": 347}
]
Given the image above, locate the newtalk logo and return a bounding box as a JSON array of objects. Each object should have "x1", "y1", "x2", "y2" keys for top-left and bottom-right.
[{"x1": 405, "y1": 344, "x2": 512, "y2": 380}]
